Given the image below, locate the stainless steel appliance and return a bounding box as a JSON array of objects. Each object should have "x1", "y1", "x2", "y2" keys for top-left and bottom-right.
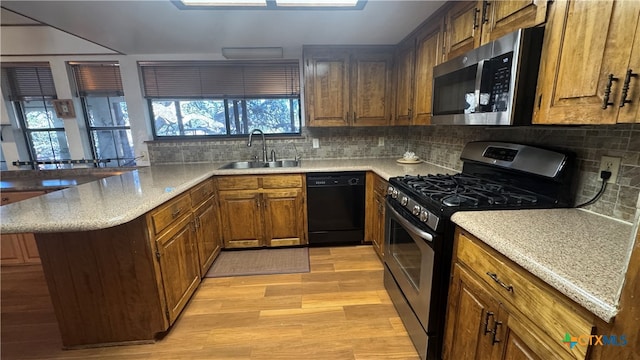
[
  {"x1": 307, "y1": 172, "x2": 365, "y2": 245},
  {"x1": 384, "y1": 141, "x2": 575, "y2": 360},
  {"x1": 431, "y1": 27, "x2": 544, "y2": 125}
]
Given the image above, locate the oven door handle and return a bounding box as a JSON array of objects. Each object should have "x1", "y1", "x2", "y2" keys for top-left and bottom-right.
[{"x1": 387, "y1": 202, "x2": 434, "y2": 243}]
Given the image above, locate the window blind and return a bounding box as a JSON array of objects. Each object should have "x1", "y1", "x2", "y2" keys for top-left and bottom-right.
[
  {"x1": 1, "y1": 62, "x2": 57, "y2": 101},
  {"x1": 69, "y1": 62, "x2": 124, "y2": 97},
  {"x1": 139, "y1": 61, "x2": 300, "y2": 98}
]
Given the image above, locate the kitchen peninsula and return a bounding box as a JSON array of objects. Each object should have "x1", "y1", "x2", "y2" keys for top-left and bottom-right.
[{"x1": 0, "y1": 159, "x2": 635, "y2": 353}]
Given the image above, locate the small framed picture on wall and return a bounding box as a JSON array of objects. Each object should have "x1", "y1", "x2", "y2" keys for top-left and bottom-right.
[{"x1": 53, "y1": 99, "x2": 76, "y2": 118}]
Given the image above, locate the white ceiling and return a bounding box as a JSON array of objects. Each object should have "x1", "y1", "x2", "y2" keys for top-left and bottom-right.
[{"x1": 0, "y1": 0, "x2": 446, "y2": 55}]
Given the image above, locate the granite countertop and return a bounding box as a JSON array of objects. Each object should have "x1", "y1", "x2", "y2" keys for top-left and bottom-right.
[
  {"x1": 0, "y1": 158, "x2": 453, "y2": 234},
  {"x1": 451, "y1": 209, "x2": 635, "y2": 322}
]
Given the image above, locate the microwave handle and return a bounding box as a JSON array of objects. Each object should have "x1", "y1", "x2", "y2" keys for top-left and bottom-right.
[{"x1": 473, "y1": 59, "x2": 486, "y2": 113}]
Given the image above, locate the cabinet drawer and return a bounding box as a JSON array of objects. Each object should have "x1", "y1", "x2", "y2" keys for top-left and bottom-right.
[
  {"x1": 216, "y1": 176, "x2": 259, "y2": 190},
  {"x1": 149, "y1": 193, "x2": 192, "y2": 235},
  {"x1": 373, "y1": 175, "x2": 388, "y2": 196},
  {"x1": 456, "y1": 230, "x2": 594, "y2": 357},
  {"x1": 190, "y1": 179, "x2": 214, "y2": 206},
  {"x1": 262, "y1": 174, "x2": 303, "y2": 189},
  {"x1": 217, "y1": 174, "x2": 303, "y2": 190}
]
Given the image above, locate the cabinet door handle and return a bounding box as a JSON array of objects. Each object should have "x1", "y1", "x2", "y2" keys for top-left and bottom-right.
[
  {"x1": 602, "y1": 73, "x2": 619, "y2": 109},
  {"x1": 492, "y1": 321, "x2": 502, "y2": 345},
  {"x1": 473, "y1": 8, "x2": 480, "y2": 29},
  {"x1": 620, "y1": 69, "x2": 638, "y2": 108},
  {"x1": 171, "y1": 207, "x2": 183, "y2": 219},
  {"x1": 486, "y1": 272, "x2": 513, "y2": 292},
  {"x1": 1, "y1": 197, "x2": 9, "y2": 202},
  {"x1": 482, "y1": 1, "x2": 490, "y2": 24},
  {"x1": 483, "y1": 311, "x2": 494, "y2": 335}
]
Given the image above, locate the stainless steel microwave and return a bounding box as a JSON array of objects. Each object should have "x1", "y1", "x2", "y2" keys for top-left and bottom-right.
[{"x1": 431, "y1": 27, "x2": 544, "y2": 125}]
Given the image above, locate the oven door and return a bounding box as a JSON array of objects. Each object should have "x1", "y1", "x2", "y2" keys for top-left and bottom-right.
[{"x1": 384, "y1": 200, "x2": 436, "y2": 331}]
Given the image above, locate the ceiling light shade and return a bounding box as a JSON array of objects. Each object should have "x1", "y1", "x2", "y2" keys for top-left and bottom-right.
[
  {"x1": 180, "y1": 0, "x2": 267, "y2": 6},
  {"x1": 221, "y1": 47, "x2": 284, "y2": 59},
  {"x1": 275, "y1": 0, "x2": 359, "y2": 6}
]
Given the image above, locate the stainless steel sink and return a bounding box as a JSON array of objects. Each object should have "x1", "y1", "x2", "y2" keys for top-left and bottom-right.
[
  {"x1": 218, "y1": 160, "x2": 300, "y2": 169},
  {"x1": 265, "y1": 160, "x2": 301, "y2": 168}
]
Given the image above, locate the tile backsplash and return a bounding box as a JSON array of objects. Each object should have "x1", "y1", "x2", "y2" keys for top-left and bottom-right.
[{"x1": 147, "y1": 123, "x2": 640, "y2": 223}]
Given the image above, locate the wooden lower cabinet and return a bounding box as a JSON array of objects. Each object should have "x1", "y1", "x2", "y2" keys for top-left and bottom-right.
[
  {"x1": 444, "y1": 228, "x2": 596, "y2": 360},
  {"x1": 365, "y1": 172, "x2": 387, "y2": 259},
  {"x1": 32, "y1": 179, "x2": 221, "y2": 348},
  {"x1": 193, "y1": 197, "x2": 221, "y2": 276},
  {"x1": 217, "y1": 174, "x2": 307, "y2": 248},
  {"x1": 1, "y1": 190, "x2": 45, "y2": 266},
  {"x1": 155, "y1": 214, "x2": 200, "y2": 325}
]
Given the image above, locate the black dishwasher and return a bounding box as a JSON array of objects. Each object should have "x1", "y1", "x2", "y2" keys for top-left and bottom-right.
[{"x1": 306, "y1": 172, "x2": 365, "y2": 246}]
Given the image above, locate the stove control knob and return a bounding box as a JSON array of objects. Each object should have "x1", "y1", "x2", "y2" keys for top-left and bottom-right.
[
  {"x1": 401, "y1": 196, "x2": 408, "y2": 206},
  {"x1": 412, "y1": 205, "x2": 421, "y2": 216},
  {"x1": 420, "y1": 210, "x2": 429, "y2": 223},
  {"x1": 387, "y1": 186, "x2": 394, "y2": 196},
  {"x1": 391, "y1": 189, "x2": 398, "y2": 199}
]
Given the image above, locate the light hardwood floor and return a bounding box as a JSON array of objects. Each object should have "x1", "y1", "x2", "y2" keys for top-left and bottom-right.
[{"x1": 1, "y1": 246, "x2": 420, "y2": 359}]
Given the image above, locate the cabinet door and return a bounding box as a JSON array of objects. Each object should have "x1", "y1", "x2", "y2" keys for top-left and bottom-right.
[
  {"x1": 618, "y1": 17, "x2": 640, "y2": 123},
  {"x1": 304, "y1": 48, "x2": 351, "y2": 127},
  {"x1": 372, "y1": 191, "x2": 385, "y2": 258},
  {"x1": 194, "y1": 198, "x2": 220, "y2": 276},
  {"x1": 218, "y1": 191, "x2": 263, "y2": 248},
  {"x1": 413, "y1": 20, "x2": 444, "y2": 125},
  {"x1": 0, "y1": 234, "x2": 25, "y2": 265},
  {"x1": 445, "y1": 1, "x2": 483, "y2": 60},
  {"x1": 443, "y1": 264, "x2": 500, "y2": 360},
  {"x1": 493, "y1": 307, "x2": 574, "y2": 360},
  {"x1": 534, "y1": 0, "x2": 640, "y2": 124},
  {"x1": 351, "y1": 49, "x2": 394, "y2": 126},
  {"x1": 395, "y1": 40, "x2": 415, "y2": 125},
  {"x1": 18, "y1": 233, "x2": 40, "y2": 264},
  {"x1": 263, "y1": 189, "x2": 306, "y2": 247},
  {"x1": 480, "y1": 0, "x2": 548, "y2": 44},
  {"x1": 156, "y1": 215, "x2": 200, "y2": 325}
]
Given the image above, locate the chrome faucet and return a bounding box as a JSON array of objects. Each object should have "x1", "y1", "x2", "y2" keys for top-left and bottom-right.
[{"x1": 247, "y1": 129, "x2": 267, "y2": 162}]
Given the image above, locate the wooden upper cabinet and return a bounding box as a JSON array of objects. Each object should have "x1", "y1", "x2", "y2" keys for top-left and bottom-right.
[
  {"x1": 480, "y1": 0, "x2": 548, "y2": 44},
  {"x1": 413, "y1": 19, "x2": 445, "y2": 125},
  {"x1": 304, "y1": 46, "x2": 394, "y2": 127},
  {"x1": 534, "y1": 0, "x2": 640, "y2": 124},
  {"x1": 444, "y1": 1, "x2": 548, "y2": 60},
  {"x1": 304, "y1": 48, "x2": 351, "y2": 127},
  {"x1": 394, "y1": 39, "x2": 416, "y2": 125},
  {"x1": 351, "y1": 49, "x2": 394, "y2": 126},
  {"x1": 445, "y1": 1, "x2": 483, "y2": 60}
]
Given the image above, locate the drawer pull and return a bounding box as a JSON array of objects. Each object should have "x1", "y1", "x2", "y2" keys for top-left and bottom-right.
[
  {"x1": 171, "y1": 208, "x2": 183, "y2": 219},
  {"x1": 486, "y1": 272, "x2": 513, "y2": 292},
  {"x1": 483, "y1": 311, "x2": 494, "y2": 335}
]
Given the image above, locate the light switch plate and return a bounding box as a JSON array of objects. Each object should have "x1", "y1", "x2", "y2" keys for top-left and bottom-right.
[
  {"x1": 378, "y1": 137, "x2": 384, "y2": 146},
  {"x1": 312, "y1": 138, "x2": 319, "y2": 149}
]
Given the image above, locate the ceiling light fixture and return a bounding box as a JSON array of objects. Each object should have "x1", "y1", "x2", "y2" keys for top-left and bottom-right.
[
  {"x1": 221, "y1": 47, "x2": 284, "y2": 59},
  {"x1": 180, "y1": 0, "x2": 267, "y2": 6},
  {"x1": 175, "y1": 0, "x2": 365, "y2": 10},
  {"x1": 275, "y1": 0, "x2": 359, "y2": 6}
]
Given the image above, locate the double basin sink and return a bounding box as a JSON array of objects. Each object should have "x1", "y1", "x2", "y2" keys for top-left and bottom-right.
[{"x1": 218, "y1": 160, "x2": 300, "y2": 169}]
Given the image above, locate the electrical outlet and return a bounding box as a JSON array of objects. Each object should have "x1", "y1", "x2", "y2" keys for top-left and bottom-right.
[
  {"x1": 312, "y1": 138, "x2": 320, "y2": 149},
  {"x1": 378, "y1": 137, "x2": 384, "y2": 147},
  {"x1": 599, "y1": 156, "x2": 621, "y2": 184},
  {"x1": 140, "y1": 151, "x2": 148, "y2": 161}
]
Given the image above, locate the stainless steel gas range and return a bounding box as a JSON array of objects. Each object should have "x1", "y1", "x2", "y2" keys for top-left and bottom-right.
[{"x1": 383, "y1": 141, "x2": 576, "y2": 360}]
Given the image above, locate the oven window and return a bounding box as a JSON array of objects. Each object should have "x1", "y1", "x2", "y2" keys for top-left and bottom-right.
[{"x1": 389, "y1": 219, "x2": 423, "y2": 290}]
